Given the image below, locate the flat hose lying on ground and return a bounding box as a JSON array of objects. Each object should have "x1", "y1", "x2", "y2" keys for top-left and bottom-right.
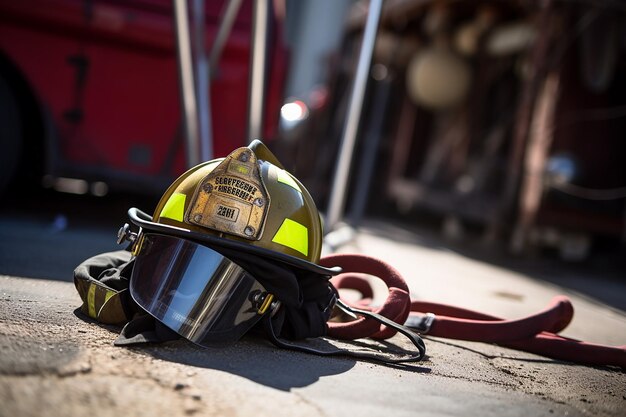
[{"x1": 320, "y1": 254, "x2": 626, "y2": 369}]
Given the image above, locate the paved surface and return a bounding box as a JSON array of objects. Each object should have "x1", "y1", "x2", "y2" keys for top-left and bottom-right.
[{"x1": 1, "y1": 214, "x2": 625, "y2": 417}]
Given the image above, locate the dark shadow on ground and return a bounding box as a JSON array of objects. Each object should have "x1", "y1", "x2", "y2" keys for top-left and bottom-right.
[
  {"x1": 72, "y1": 305, "x2": 430, "y2": 391},
  {"x1": 139, "y1": 337, "x2": 357, "y2": 391},
  {"x1": 140, "y1": 335, "x2": 431, "y2": 391},
  {"x1": 0, "y1": 188, "x2": 157, "y2": 281}
]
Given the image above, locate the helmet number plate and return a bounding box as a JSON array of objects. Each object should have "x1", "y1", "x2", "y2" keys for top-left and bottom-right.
[{"x1": 187, "y1": 148, "x2": 270, "y2": 240}]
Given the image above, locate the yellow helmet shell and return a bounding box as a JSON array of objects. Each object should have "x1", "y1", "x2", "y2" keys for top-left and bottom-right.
[{"x1": 151, "y1": 141, "x2": 323, "y2": 263}]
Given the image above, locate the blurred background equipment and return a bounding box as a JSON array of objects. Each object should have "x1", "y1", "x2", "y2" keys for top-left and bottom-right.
[
  {"x1": 275, "y1": 0, "x2": 626, "y2": 261},
  {"x1": 1, "y1": 0, "x2": 625, "y2": 263}
]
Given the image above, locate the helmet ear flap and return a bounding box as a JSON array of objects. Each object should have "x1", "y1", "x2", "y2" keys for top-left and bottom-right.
[{"x1": 249, "y1": 140, "x2": 285, "y2": 169}]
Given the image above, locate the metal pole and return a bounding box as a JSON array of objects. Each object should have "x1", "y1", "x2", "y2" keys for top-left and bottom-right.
[
  {"x1": 246, "y1": 0, "x2": 270, "y2": 142},
  {"x1": 209, "y1": 0, "x2": 243, "y2": 73},
  {"x1": 348, "y1": 74, "x2": 392, "y2": 226},
  {"x1": 325, "y1": 0, "x2": 383, "y2": 231},
  {"x1": 192, "y1": 0, "x2": 213, "y2": 161},
  {"x1": 173, "y1": 0, "x2": 200, "y2": 168}
]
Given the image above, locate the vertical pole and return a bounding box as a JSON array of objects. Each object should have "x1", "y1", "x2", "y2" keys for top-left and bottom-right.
[
  {"x1": 209, "y1": 0, "x2": 243, "y2": 73},
  {"x1": 348, "y1": 74, "x2": 393, "y2": 225},
  {"x1": 192, "y1": 0, "x2": 213, "y2": 161},
  {"x1": 490, "y1": 0, "x2": 553, "y2": 240},
  {"x1": 173, "y1": 0, "x2": 200, "y2": 168},
  {"x1": 325, "y1": 0, "x2": 383, "y2": 231},
  {"x1": 247, "y1": 0, "x2": 270, "y2": 143},
  {"x1": 510, "y1": 72, "x2": 560, "y2": 253}
]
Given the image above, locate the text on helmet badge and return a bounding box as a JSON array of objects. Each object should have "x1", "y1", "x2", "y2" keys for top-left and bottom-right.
[{"x1": 186, "y1": 147, "x2": 270, "y2": 240}]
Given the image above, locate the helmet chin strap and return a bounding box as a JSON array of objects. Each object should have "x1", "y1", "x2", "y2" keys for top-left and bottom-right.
[
  {"x1": 262, "y1": 306, "x2": 426, "y2": 364},
  {"x1": 261, "y1": 253, "x2": 427, "y2": 364}
]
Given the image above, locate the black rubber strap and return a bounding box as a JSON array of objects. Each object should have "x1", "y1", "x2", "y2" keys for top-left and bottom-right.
[
  {"x1": 263, "y1": 302, "x2": 426, "y2": 364},
  {"x1": 337, "y1": 300, "x2": 426, "y2": 357}
]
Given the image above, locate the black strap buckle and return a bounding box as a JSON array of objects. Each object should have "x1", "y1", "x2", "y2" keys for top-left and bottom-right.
[{"x1": 404, "y1": 313, "x2": 436, "y2": 334}]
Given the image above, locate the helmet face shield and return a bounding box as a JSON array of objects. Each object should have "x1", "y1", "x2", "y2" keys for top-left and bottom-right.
[{"x1": 130, "y1": 233, "x2": 270, "y2": 345}]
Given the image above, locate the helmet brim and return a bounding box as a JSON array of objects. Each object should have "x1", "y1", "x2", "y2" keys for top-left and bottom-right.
[{"x1": 128, "y1": 207, "x2": 342, "y2": 278}]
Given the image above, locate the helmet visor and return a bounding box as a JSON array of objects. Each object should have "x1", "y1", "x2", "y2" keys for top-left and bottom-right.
[{"x1": 129, "y1": 233, "x2": 269, "y2": 345}]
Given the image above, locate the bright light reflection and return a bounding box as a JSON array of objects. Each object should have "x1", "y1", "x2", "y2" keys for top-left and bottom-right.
[{"x1": 280, "y1": 100, "x2": 308, "y2": 122}]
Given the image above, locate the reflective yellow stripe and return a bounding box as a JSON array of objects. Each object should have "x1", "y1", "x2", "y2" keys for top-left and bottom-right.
[
  {"x1": 104, "y1": 290, "x2": 116, "y2": 304},
  {"x1": 87, "y1": 283, "x2": 97, "y2": 318},
  {"x1": 277, "y1": 169, "x2": 301, "y2": 193},
  {"x1": 272, "y1": 218, "x2": 308, "y2": 256},
  {"x1": 160, "y1": 192, "x2": 186, "y2": 221}
]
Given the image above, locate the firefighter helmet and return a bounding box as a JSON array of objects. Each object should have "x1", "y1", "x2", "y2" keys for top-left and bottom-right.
[
  {"x1": 122, "y1": 141, "x2": 338, "y2": 346},
  {"x1": 151, "y1": 140, "x2": 323, "y2": 262}
]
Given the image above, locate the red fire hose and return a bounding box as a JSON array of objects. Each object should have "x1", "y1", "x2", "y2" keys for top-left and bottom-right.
[{"x1": 320, "y1": 254, "x2": 626, "y2": 369}]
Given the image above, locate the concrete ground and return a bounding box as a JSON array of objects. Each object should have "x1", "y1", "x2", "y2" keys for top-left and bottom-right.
[{"x1": 1, "y1": 217, "x2": 625, "y2": 417}]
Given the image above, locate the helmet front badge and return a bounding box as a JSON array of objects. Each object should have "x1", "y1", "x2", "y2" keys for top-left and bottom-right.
[{"x1": 186, "y1": 147, "x2": 270, "y2": 240}]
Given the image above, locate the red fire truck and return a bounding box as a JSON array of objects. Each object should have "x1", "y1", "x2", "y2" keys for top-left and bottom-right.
[{"x1": 0, "y1": 0, "x2": 287, "y2": 195}]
